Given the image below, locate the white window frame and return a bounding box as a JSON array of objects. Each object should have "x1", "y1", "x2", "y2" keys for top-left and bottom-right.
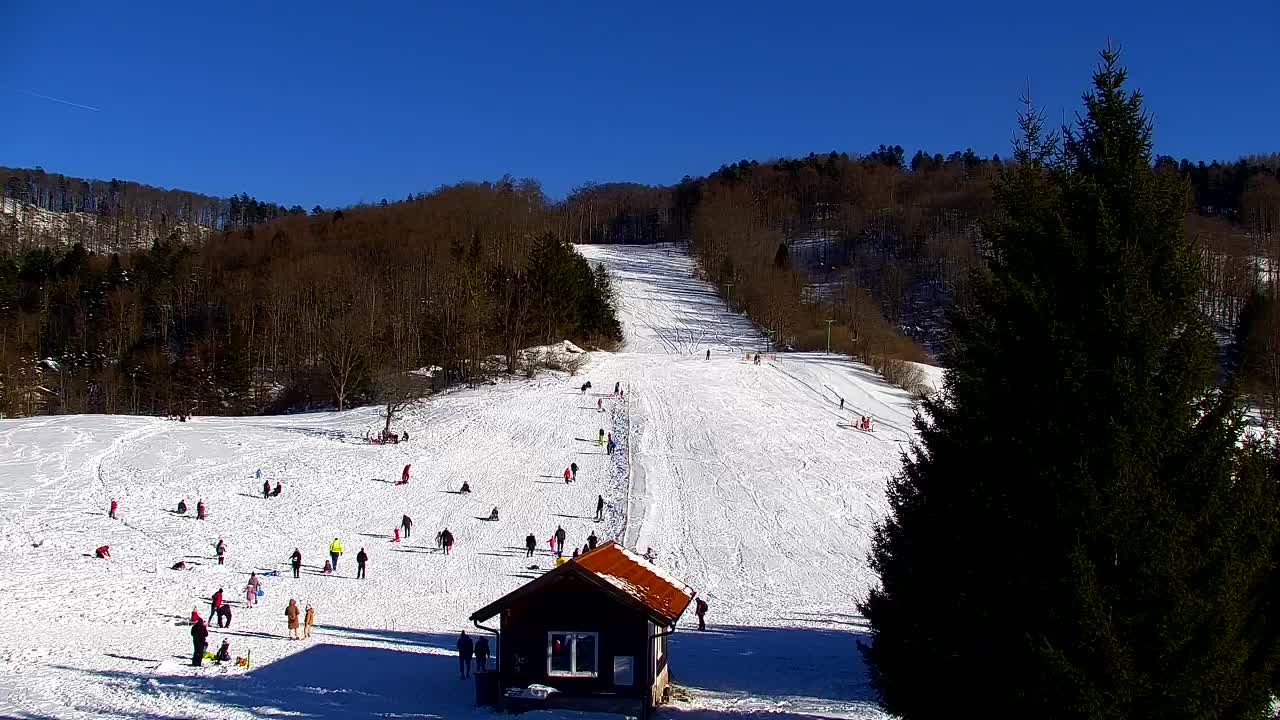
[{"x1": 547, "y1": 631, "x2": 599, "y2": 678}]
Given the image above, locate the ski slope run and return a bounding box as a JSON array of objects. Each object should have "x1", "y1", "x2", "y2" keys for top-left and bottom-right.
[{"x1": 0, "y1": 243, "x2": 922, "y2": 719}]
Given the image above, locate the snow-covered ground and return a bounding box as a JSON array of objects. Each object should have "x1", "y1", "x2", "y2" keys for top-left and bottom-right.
[{"x1": 0, "y1": 243, "x2": 919, "y2": 719}]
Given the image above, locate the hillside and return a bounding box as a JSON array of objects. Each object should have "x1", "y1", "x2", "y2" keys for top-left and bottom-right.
[{"x1": 0, "y1": 244, "x2": 913, "y2": 719}]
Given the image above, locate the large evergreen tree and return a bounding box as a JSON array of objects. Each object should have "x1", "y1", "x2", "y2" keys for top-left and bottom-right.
[{"x1": 860, "y1": 48, "x2": 1280, "y2": 719}]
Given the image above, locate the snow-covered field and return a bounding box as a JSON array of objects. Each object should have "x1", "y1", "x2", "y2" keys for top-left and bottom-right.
[{"x1": 0, "y1": 243, "x2": 920, "y2": 719}]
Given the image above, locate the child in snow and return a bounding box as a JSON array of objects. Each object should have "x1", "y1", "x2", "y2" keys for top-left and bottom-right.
[
  {"x1": 272, "y1": 481, "x2": 281, "y2": 497},
  {"x1": 322, "y1": 559, "x2": 333, "y2": 575},
  {"x1": 109, "y1": 499, "x2": 117, "y2": 519},
  {"x1": 215, "y1": 639, "x2": 231, "y2": 663},
  {"x1": 190, "y1": 607, "x2": 202, "y2": 624},
  {"x1": 94, "y1": 545, "x2": 111, "y2": 559},
  {"x1": 245, "y1": 583, "x2": 256, "y2": 608},
  {"x1": 564, "y1": 467, "x2": 571, "y2": 483},
  {"x1": 177, "y1": 499, "x2": 187, "y2": 514},
  {"x1": 392, "y1": 527, "x2": 401, "y2": 542},
  {"x1": 489, "y1": 507, "x2": 499, "y2": 521},
  {"x1": 304, "y1": 605, "x2": 315, "y2": 638}
]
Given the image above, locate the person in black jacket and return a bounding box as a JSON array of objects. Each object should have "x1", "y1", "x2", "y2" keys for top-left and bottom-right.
[
  {"x1": 216, "y1": 602, "x2": 232, "y2": 628},
  {"x1": 356, "y1": 548, "x2": 368, "y2": 579},
  {"x1": 401, "y1": 514, "x2": 413, "y2": 539},
  {"x1": 474, "y1": 636, "x2": 490, "y2": 671},
  {"x1": 290, "y1": 548, "x2": 302, "y2": 578},
  {"x1": 525, "y1": 533, "x2": 537, "y2": 558},
  {"x1": 587, "y1": 531, "x2": 599, "y2": 549},
  {"x1": 595, "y1": 495, "x2": 605, "y2": 522},
  {"x1": 457, "y1": 631, "x2": 474, "y2": 679},
  {"x1": 191, "y1": 619, "x2": 209, "y2": 666},
  {"x1": 272, "y1": 481, "x2": 282, "y2": 497},
  {"x1": 262, "y1": 479, "x2": 271, "y2": 498}
]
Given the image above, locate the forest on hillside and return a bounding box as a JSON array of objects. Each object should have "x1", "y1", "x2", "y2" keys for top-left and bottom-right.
[
  {"x1": 0, "y1": 180, "x2": 619, "y2": 417},
  {"x1": 2, "y1": 150, "x2": 1277, "y2": 419}
]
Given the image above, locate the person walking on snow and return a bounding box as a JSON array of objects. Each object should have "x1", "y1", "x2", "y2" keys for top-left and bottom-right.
[
  {"x1": 595, "y1": 495, "x2": 605, "y2": 522},
  {"x1": 290, "y1": 548, "x2": 302, "y2": 578},
  {"x1": 614, "y1": 381, "x2": 621, "y2": 395},
  {"x1": 245, "y1": 582, "x2": 257, "y2": 608},
  {"x1": 191, "y1": 617, "x2": 209, "y2": 666},
  {"x1": 209, "y1": 588, "x2": 224, "y2": 621},
  {"x1": 285, "y1": 599, "x2": 301, "y2": 640},
  {"x1": 196, "y1": 499, "x2": 206, "y2": 520},
  {"x1": 555, "y1": 526, "x2": 567, "y2": 555},
  {"x1": 215, "y1": 537, "x2": 226, "y2": 565},
  {"x1": 262, "y1": 478, "x2": 271, "y2": 498},
  {"x1": 304, "y1": 604, "x2": 315, "y2": 638},
  {"x1": 441, "y1": 528, "x2": 454, "y2": 555},
  {"x1": 695, "y1": 597, "x2": 709, "y2": 630},
  {"x1": 475, "y1": 636, "x2": 490, "y2": 672},
  {"x1": 525, "y1": 533, "x2": 537, "y2": 557},
  {"x1": 706, "y1": 349, "x2": 710, "y2": 360},
  {"x1": 109, "y1": 499, "x2": 117, "y2": 519},
  {"x1": 564, "y1": 467, "x2": 571, "y2": 484},
  {"x1": 329, "y1": 538, "x2": 343, "y2": 571},
  {"x1": 571, "y1": 462, "x2": 578, "y2": 482},
  {"x1": 356, "y1": 548, "x2": 368, "y2": 579},
  {"x1": 597, "y1": 398, "x2": 603, "y2": 412},
  {"x1": 397, "y1": 464, "x2": 410, "y2": 485},
  {"x1": 839, "y1": 397, "x2": 844, "y2": 410},
  {"x1": 457, "y1": 631, "x2": 474, "y2": 679},
  {"x1": 401, "y1": 514, "x2": 413, "y2": 539}
]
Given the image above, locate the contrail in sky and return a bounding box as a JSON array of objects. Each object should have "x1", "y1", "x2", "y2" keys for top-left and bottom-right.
[{"x1": 17, "y1": 89, "x2": 102, "y2": 112}]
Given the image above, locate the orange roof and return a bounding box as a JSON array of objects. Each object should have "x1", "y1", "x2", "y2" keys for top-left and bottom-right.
[
  {"x1": 574, "y1": 541, "x2": 694, "y2": 625},
  {"x1": 471, "y1": 540, "x2": 695, "y2": 627}
]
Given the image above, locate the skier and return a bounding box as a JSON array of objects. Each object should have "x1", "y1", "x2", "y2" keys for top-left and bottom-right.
[
  {"x1": 392, "y1": 527, "x2": 401, "y2": 543},
  {"x1": 457, "y1": 631, "x2": 474, "y2": 679},
  {"x1": 285, "y1": 599, "x2": 301, "y2": 640},
  {"x1": 401, "y1": 514, "x2": 413, "y2": 539},
  {"x1": 595, "y1": 495, "x2": 605, "y2": 522},
  {"x1": 94, "y1": 544, "x2": 111, "y2": 559},
  {"x1": 555, "y1": 525, "x2": 567, "y2": 555},
  {"x1": 525, "y1": 533, "x2": 537, "y2": 558},
  {"x1": 564, "y1": 467, "x2": 571, "y2": 484},
  {"x1": 356, "y1": 548, "x2": 368, "y2": 579},
  {"x1": 215, "y1": 601, "x2": 232, "y2": 628},
  {"x1": 460, "y1": 481, "x2": 471, "y2": 494},
  {"x1": 695, "y1": 597, "x2": 709, "y2": 630},
  {"x1": 489, "y1": 507, "x2": 499, "y2": 521},
  {"x1": 191, "y1": 616, "x2": 209, "y2": 666},
  {"x1": 272, "y1": 481, "x2": 282, "y2": 497},
  {"x1": 196, "y1": 499, "x2": 206, "y2": 520},
  {"x1": 262, "y1": 478, "x2": 271, "y2": 498},
  {"x1": 215, "y1": 537, "x2": 226, "y2": 565},
  {"x1": 290, "y1": 548, "x2": 303, "y2": 578},
  {"x1": 587, "y1": 531, "x2": 599, "y2": 549},
  {"x1": 177, "y1": 499, "x2": 187, "y2": 514},
  {"x1": 399, "y1": 464, "x2": 410, "y2": 485},
  {"x1": 441, "y1": 528, "x2": 454, "y2": 555},
  {"x1": 475, "y1": 636, "x2": 490, "y2": 672},
  {"x1": 571, "y1": 462, "x2": 578, "y2": 482},
  {"x1": 329, "y1": 538, "x2": 343, "y2": 571},
  {"x1": 109, "y1": 499, "x2": 117, "y2": 519},
  {"x1": 215, "y1": 639, "x2": 231, "y2": 663},
  {"x1": 304, "y1": 604, "x2": 315, "y2": 639},
  {"x1": 209, "y1": 588, "x2": 224, "y2": 620}
]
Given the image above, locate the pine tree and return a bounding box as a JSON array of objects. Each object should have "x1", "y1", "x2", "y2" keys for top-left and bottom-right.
[{"x1": 859, "y1": 48, "x2": 1280, "y2": 719}]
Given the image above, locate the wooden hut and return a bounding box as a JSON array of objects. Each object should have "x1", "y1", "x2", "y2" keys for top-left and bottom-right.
[{"x1": 470, "y1": 541, "x2": 695, "y2": 717}]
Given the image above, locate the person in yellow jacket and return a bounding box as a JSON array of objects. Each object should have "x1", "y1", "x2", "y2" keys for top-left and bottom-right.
[{"x1": 329, "y1": 538, "x2": 343, "y2": 572}]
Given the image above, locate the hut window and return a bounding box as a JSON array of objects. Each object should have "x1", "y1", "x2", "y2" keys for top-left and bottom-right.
[{"x1": 547, "y1": 631, "x2": 599, "y2": 677}]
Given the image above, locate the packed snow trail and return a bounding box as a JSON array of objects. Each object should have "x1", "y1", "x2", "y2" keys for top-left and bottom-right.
[{"x1": 0, "y1": 243, "x2": 919, "y2": 719}]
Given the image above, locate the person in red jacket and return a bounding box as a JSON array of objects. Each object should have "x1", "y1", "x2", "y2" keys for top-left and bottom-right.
[
  {"x1": 210, "y1": 588, "x2": 224, "y2": 620},
  {"x1": 94, "y1": 545, "x2": 111, "y2": 559},
  {"x1": 396, "y1": 464, "x2": 410, "y2": 485},
  {"x1": 563, "y1": 467, "x2": 571, "y2": 484},
  {"x1": 109, "y1": 499, "x2": 117, "y2": 519},
  {"x1": 197, "y1": 499, "x2": 206, "y2": 520},
  {"x1": 190, "y1": 607, "x2": 202, "y2": 624}
]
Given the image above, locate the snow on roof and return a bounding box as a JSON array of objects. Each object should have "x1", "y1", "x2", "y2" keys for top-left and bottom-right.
[{"x1": 574, "y1": 541, "x2": 694, "y2": 625}]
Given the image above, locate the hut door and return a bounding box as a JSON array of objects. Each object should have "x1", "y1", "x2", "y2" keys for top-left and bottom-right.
[{"x1": 614, "y1": 656, "x2": 634, "y2": 686}]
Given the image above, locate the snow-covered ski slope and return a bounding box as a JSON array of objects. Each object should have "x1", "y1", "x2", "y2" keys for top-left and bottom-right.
[{"x1": 0, "y1": 243, "x2": 919, "y2": 719}]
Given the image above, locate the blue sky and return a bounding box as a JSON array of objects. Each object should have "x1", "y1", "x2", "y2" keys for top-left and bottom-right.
[{"x1": 2, "y1": 1, "x2": 1276, "y2": 208}]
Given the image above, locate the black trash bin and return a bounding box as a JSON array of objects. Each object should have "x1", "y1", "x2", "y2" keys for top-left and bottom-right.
[{"x1": 474, "y1": 670, "x2": 500, "y2": 707}]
